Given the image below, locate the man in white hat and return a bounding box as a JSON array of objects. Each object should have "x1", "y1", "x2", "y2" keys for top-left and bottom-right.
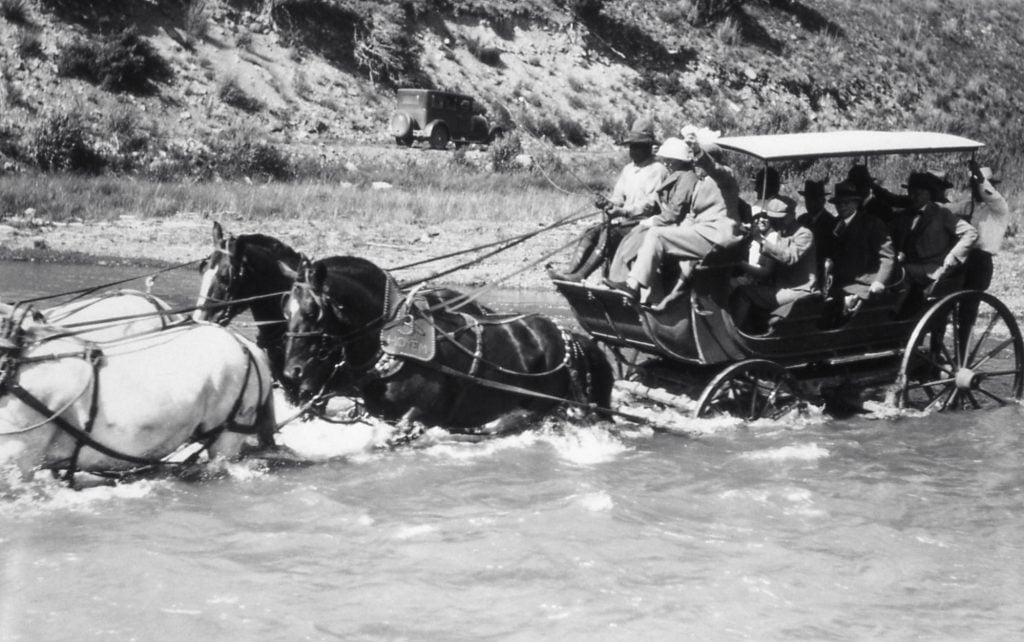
[
  {"x1": 605, "y1": 126, "x2": 743, "y2": 301},
  {"x1": 732, "y1": 197, "x2": 817, "y2": 331},
  {"x1": 547, "y1": 117, "x2": 668, "y2": 281}
]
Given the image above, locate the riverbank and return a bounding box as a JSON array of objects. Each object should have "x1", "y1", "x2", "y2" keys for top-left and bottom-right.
[
  {"x1": 0, "y1": 208, "x2": 592, "y2": 291},
  {"x1": 3, "y1": 209, "x2": 1024, "y2": 320}
]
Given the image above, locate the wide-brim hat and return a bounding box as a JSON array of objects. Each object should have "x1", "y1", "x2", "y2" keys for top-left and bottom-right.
[
  {"x1": 798, "y1": 179, "x2": 829, "y2": 199},
  {"x1": 847, "y1": 164, "x2": 873, "y2": 192},
  {"x1": 655, "y1": 137, "x2": 694, "y2": 162},
  {"x1": 757, "y1": 197, "x2": 791, "y2": 219},
  {"x1": 980, "y1": 166, "x2": 1002, "y2": 184},
  {"x1": 903, "y1": 171, "x2": 950, "y2": 202},
  {"x1": 829, "y1": 179, "x2": 863, "y2": 204},
  {"x1": 619, "y1": 117, "x2": 658, "y2": 145}
]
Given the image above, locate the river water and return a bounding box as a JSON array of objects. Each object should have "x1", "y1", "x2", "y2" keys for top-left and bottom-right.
[{"x1": 1, "y1": 261, "x2": 1023, "y2": 641}]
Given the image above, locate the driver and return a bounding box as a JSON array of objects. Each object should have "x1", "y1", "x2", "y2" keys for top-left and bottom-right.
[{"x1": 547, "y1": 118, "x2": 668, "y2": 282}]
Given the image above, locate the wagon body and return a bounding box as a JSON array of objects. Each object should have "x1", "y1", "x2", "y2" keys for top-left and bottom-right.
[{"x1": 552, "y1": 131, "x2": 1024, "y2": 418}]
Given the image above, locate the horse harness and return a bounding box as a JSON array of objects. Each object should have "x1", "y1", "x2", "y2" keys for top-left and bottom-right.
[
  {"x1": 296, "y1": 279, "x2": 593, "y2": 410},
  {"x1": 0, "y1": 310, "x2": 267, "y2": 484}
]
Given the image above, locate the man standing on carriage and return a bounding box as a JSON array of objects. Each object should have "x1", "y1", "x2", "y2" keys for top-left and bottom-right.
[
  {"x1": 945, "y1": 159, "x2": 1009, "y2": 296},
  {"x1": 547, "y1": 118, "x2": 668, "y2": 282}
]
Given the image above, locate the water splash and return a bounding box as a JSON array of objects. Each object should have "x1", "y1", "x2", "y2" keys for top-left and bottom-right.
[{"x1": 741, "y1": 443, "x2": 831, "y2": 462}]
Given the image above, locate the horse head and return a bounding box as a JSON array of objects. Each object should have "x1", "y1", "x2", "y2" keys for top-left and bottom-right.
[
  {"x1": 281, "y1": 255, "x2": 397, "y2": 402},
  {"x1": 194, "y1": 222, "x2": 302, "y2": 326}
]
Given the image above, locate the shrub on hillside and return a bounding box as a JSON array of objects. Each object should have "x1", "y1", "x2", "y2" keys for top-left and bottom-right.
[
  {"x1": 30, "y1": 113, "x2": 103, "y2": 173},
  {"x1": 0, "y1": 0, "x2": 29, "y2": 24},
  {"x1": 559, "y1": 116, "x2": 589, "y2": 147},
  {"x1": 211, "y1": 131, "x2": 293, "y2": 181},
  {"x1": 16, "y1": 29, "x2": 43, "y2": 59},
  {"x1": 490, "y1": 131, "x2": 523, "y2": 173},
  {"x1": 57, "y1": 28, "x2": 173, "y2": 94},
  {"x1": 218, "y1": 77, "x2": 263, "y2": 112}
]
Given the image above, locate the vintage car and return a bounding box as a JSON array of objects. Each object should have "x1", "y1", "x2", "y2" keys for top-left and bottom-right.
[
  {"x1": 388, "y1": 88, "x2": 504, "y2": 149},
  {"x1": 551, "y1": 130, "x2": 1023, "y2": 419}
]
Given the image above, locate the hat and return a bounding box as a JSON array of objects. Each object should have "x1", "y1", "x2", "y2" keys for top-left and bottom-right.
[
  {"x1": 829, "y1": 180, "x2": 863, "y2": 204},
  {"x1": 847, "y1": 164, "x2": 873, "y2": 193},
  {"x1": 798, "y1": 179, "x2": 828, "y2": 199},
  {"x1": 903, "y1": 171, "x2": 950, "y2": 202},
  {"x1": 758, "y1": 197, "x2": 791, "y2": 219},
  {"x1": 978, "y1": 166, "x2": 1001, "y2": 184},
  {"x1": 655, "y1": 137, "x2": 694, "y2": 162},
  {"x1": 926, "y1": 169, "x2": 953, "y2": 189},
  {"x1": 620, "y1": 118, "x2": 658, "y2": 145}
]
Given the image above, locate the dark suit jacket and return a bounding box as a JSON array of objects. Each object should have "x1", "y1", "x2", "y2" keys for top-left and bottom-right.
[
  {"x1": 829, "y1": 212, "x2": 895, "y2": 297},
  {"x1": 894, "y1": 203, "x2": 978, "y2": 284},
  {"x1": 796, "y1": 208, "x2": 836, "y2": 264}
]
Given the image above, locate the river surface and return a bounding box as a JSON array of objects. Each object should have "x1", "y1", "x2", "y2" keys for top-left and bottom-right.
[{"x1": 1, "y1": 261, "x2": 1023, "y2": 641}]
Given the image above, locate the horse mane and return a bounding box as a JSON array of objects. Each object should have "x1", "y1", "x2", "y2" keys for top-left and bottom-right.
[{"x1": 236, "y1": 233, "x2": 302, "y2": 266}]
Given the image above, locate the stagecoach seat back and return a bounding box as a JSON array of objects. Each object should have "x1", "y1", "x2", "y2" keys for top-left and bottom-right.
[{"x1": 767, "y1": 293, "x2": 826, "y2": 336}]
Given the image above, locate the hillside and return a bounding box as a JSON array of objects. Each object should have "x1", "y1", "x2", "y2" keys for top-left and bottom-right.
[{"x1": 1, "y1": 0, "x2": 1023, "y2": 185}]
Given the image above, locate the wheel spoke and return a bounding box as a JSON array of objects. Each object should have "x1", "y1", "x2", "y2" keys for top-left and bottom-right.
[
  {"x1": 969, "y1": 337, "x2": 1015, "y2": 370},
  {"x1": 905, "y1": 376, "x2": 956, "y2": 391},
  {"x1": 975, "y1": 386, "x2": 1010, "y2": 406},
  {"x1": 963, "y1": 390, "x2": 982, "y2": 409},
  {"x1": 966, "y1": 313, "x2": 999, "y2": 364}
]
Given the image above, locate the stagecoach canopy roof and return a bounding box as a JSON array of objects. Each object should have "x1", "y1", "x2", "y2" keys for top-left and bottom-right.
[{"x1": 716, "y1": 131, "x2": 984, "y2": 162}]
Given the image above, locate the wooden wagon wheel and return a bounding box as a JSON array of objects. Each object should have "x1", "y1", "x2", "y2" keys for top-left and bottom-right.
[
  {"x1": 894, "y1": 291, "x2": 1024, "y2": 412},
  {"x1": 694, "y1": 359, "x2": 801, "y2": 420}
]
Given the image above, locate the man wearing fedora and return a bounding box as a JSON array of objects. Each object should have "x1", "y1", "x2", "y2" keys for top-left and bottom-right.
[
  {"x1": 547, "y1": 117, "x2": 668, "y2": 282},
  {"x1": 606, "y1": 137, "x2": 699, "y2": 281},
  {"x1": 796, "y1": 178, "x2": 835, "y2": 267},
  {"x1": 732, "y1": 197, "x2": 817, "y2": 332},
  {"x1": 894, "y1": 171, "x2": 977, "y2": 288},
  {"x1": 826, "y1": 179, "x2": 894, "y2": 307}
]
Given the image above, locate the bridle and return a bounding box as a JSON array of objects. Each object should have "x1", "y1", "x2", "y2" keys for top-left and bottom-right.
[{"x1": 199, "y1": 244, "x2": 244, "y2": 325}]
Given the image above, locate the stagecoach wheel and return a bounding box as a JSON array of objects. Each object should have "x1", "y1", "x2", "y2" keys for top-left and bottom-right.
[
  {"x1": 694, "y1": 359, "x2": 801, "y2": 421},
  {"x1": 895, "y1": 291, "x2": 1024, "y2": 412}
]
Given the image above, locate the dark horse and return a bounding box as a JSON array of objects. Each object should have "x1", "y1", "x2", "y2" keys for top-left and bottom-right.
[
  {"x1": 194, "y1": 222, "x2": 302, "y2": 380},
  {"x1": 280, "y1": 256, "x2": 614, "y2": 429},
  {"x1": 195, "y1": 222, "x2": 498, "y2": 382}
]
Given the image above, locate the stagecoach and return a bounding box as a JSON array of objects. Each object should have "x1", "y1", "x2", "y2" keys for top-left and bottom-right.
[{"x1": 551, "y1": 131, "x2": 1024, "y2": 419}]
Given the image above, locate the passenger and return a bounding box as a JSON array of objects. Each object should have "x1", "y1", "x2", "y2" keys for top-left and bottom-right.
[
  {"x1": 945, "y1": 159, "x2": 1009, "y2": 295},
  {"x1": 605, "y1": 126, "x2": 743, "y2": 301},
  {"x1": 826, "y1": 179, "x2": 895, "y2": 310},
  {"x1": 795, "y1": 179, "x2": 835, "y2": 264},
  {"x1": 547, "y1": 118, "x2": 668, "y2": 282},
  {"x1": 847, "y1": 164, "x2": 896, "y2": 231},
  {"x1": 894, "y1": 171, "x2": 978, "y2": 287},
  {"x1": 732, "y1": 197, "x2": 817, "y2": 332},
  {"x1": 606, "y1": 137, "x2": 699, "y2": 281},
  {"x1": 740, "y1": 167, "x2": 796, "y2": 224}
]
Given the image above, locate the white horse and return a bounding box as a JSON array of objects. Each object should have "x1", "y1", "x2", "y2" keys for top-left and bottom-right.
[
  {"x1": 41, "y1": 289, "x2": 185, "y2": 341},
  {"x1": 0, "y1": 319, "x2": 276, "y2": 481}
]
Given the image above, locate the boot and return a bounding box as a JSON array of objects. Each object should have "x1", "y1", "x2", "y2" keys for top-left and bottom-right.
[{"x1": 549, "y1": 226, "x2": 602, "y2": 281}]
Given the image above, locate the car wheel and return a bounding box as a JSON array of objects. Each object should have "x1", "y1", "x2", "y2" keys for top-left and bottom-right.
[{"x1": 429, "y1": 124, "x2": 450, "y2": 150}]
